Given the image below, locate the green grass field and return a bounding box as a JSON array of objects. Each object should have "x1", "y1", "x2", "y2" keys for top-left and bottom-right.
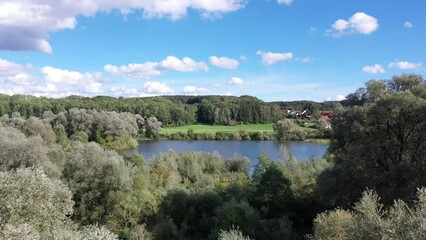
[{"x1": 160, "y1": 123, "x2": 274, "y2": 134}]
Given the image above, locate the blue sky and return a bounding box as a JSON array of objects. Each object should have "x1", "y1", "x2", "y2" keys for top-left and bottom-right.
[{"x1": 0, "y1": 0, "x2": 425, "y2": 101}]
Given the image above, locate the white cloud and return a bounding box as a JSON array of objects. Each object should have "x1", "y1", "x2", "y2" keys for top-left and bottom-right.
[
  {"x1": 326, "y1": 95, "x2": 346, "y2": 101},
  {"x1": 182, "y1": 86, "x2": 210, "y2": 95},
  {"x1": 227, "y1": 77, "x2": 245, "y2": 86},
  {"x1": 296, "y1": 57, "x2": 313, "y2": 63},
  {"x1": 388, "y1": 61, "x2": 422, "y2": 70},
  {"x1": 309, "y1": 26, "x2": 317, "y2": 33},
  {"x1": 404, "y1": 21, "x2": 413, "y2": 28},
  {"x1": 240, "y1": 56, "x2": 247, "y2": 61},
  {"x1": 42, "y1": 66, "x2": 85, "y2": 85},
  {"x1": 209, "y1": 56, "x2": 239, "y2": 69},
  {"x1": 335, "y1": 95, "x2": 346, "y2": 101},
  {"x1": 0, "y1": 0, "x2": 246, "y2": 52},
  {"x1": 143, "y1": 81, "x2": 174, "y2": 94},
  {"x1": 41, "y1": 66, "x2": 103, "y2": 93},
  {"x1": 0, "y1": 58, "x2": 35, "y2": 85},
  {"x1": 256, "y1": 50, "x2": 293, "y2": 65},
  {"x1": 277, "y1": 0, "x2": 293, "y2": 5},
  {"x1": 362, "y1": 64, "x2": 385, "y2": 74},
  {"x1": 82, "y1": 81, "x2": 102, "y2": 94},
  {"x1": 0, "y1": 58, "x2": 28, "y2": 74},
  {"x1": 327, "y1": 12, "x2": 379, "y2": 36},
  {"x1": 104, "y1": 62, "x2": 161, "y2": 79},
  {"x1": 0, "y1": 58, "x2": 104, "y2": 97},
  {"x1": 6, "y1": 73, "x2": 35, "y2": 86},
  {"x1": 41, "y1": 66, "x2": 102, "y2": 93},
  {"x1": 105, "y1": 56, "x2": 208, "y2": 79},
  {"x1": 110, "y1": 86, "x2": 141, "y2": 97},
  {"x1": 332, "y1": 19, "x2": 349, "y2": 31},
  {"x1": 0, "y1": 86, "x2": 25, "y2": 96},
  {"x1": 158, "y1": 56, "x2": 209, "y2": 72}
]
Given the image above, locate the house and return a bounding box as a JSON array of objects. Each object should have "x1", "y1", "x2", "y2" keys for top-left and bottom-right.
[{"x1": 320, "y1": 111, "x2": 333, "y2": 120}]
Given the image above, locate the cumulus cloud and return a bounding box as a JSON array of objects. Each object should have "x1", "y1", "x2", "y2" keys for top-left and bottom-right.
[
  {"x1": 158, "y1": 56, "x2": 209, "y2": 72},
  {"x1": 404, "y1": 21, "x2": 413, "y2": 28},
  {"x1": 182, "y1": 86, "x2": 210, "y2": 95},
  {"x1": 256, "y1": 50, "x2": 293, "y2": 65},
  {"x1": 0, "y1": 58, "x2": 30, "y2": 74},
  {"x1": 388, "y1": 61, "x2": 422, "y2": 70},
  {"x1": 327, "y1": 12, "x2": 379, "y2": 36},
  {"x1": 277, "y1": 0, "x2": 293, "y2": 5},
  {"x1": 143, "y1": 81, "x2": 174, "y2": 94},
  {"x1": 5, "y1": 73, "x2": 35, "y2": 86},
  {"x1": 104, "y1": 62, "x2": 161, "y2": 79},
  {"x1": 0, "y1": 58, "x2": 34, "y2": 85},
  {"x1": 227, "y1": 77, "x2": 246, "y2": 86},
  {"x1": 0, "y1": 58, "x2": 104, "y2": 97},
  {"x1": 41, "y1": 66, "x2": 103, "y2": 93},
  {"x1": 105, "y1": 56, "x2": 208, "y2": 79},
  {"x1": 110, "y1": 86, "x2": 141, "y2": 97},
  {"x1": 362, "y1": 64, "x2": 385, "y2": 74},
  {"x1": 0, "y1": 0, "x2": 245, "y2": 52},
  {"x1": 209, "y1": 56, "x2": 239, "y2": 69}
]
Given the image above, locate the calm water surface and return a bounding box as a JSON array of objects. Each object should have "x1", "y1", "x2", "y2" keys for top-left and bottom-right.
[{"x1": 120, "y1": 140, "x2": 329, "y2": 166}]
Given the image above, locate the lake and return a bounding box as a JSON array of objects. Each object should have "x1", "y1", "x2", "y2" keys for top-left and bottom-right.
[{"x1": 119, "y1": 140, "x2": 329, "y2": 166}]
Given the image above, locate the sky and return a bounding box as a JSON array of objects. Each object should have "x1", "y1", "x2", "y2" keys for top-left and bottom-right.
[{"x1": 0, "y1": 0, "x2": 425, "y2": 102}]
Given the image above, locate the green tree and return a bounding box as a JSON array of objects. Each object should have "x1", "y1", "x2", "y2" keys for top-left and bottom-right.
[
  {"x1": 212, "y1": 199, "x2": 260, "y2": 239},
  {"x1": 253, "y1": 163, "x2": 295, "y2": 218},
  {"x1": 309, "y1": 188, "x2": 426, "y2": 240},
  {"x1": 0, "y1": 126, "x2": 60, "y2": 178},
  {"x1": 62, "y1": 142, "x2": 131, "y2": 225},
  {"x1": 274, "y1": 119, "x2": 295, "y2": 141},
  {"x1": 0, "y1": 168, "x2": 73, "y2": 239},
  {"x1": 218, "y1": 227, "x2": 251, "y2": 240}
]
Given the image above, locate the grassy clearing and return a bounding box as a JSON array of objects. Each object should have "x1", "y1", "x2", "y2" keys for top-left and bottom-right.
[{"x1": 160, "y1": 123, "x2": 274, "y2": 134}]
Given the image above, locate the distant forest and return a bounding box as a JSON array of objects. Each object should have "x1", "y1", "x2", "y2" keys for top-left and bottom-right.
[{"x1": 0, "y1": 94, "x2": 343, "y2": 127}]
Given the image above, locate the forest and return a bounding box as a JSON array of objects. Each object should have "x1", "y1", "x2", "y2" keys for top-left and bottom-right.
[
  {"x1": 0, "y1": 94, "x2": 342, "y2": 127},
  {"x1": 0, "y1": 73, "x2": 425, "y2": 239}
]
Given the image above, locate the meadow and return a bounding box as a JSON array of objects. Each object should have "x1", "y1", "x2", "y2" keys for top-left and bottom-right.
[{"x1": 159, "y1": 123, "x2": 275, "y2": 134}]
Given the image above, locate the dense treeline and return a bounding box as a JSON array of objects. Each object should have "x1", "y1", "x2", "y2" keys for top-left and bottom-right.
[
  {"x1": 0, "y1": 95, "x2": 299, "y2": 126},
  {"x1": 0, "y1": 95, "x2": 281, "y2": 126},
  {"x1": 0, "y1": 109, "x2": 162, "y2": 149},
  {"x1": 0, "y1": 95, "x2": 196, "y2": 127},
  {"x1": 0, "y1": 73, "x2": 425, "y2": 239}
]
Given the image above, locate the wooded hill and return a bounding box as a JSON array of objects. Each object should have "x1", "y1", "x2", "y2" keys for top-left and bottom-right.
[{"x1": 0, "y1": 94, "x2": 342, "y2": 126}]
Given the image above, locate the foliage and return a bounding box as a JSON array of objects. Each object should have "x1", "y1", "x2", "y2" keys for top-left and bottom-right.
[
  {"x1": 62, "y1": 142, "x2": 131, "y2": 225},
  {"x1": 273, "y1": 119, "x2": 295, "y2": 140},
  {"x1": 252, "y1": 162, "x2": 295, "y2": 218},
  {"x1": 317, "y1": 74, "x2": 426, "y2": 208},
  {"x1": 0, "y1": 126, "x2": 60, "y2": 177},
  {"x1": 0, "y1": 94, "x2": 289, "y2": 126},
  {"x1": 218, "y1": 227, "x2": 251, "y2": 240},
  {"x1": 309, "y1": 188, "x2": 426, "y2": 240},
  {"x1": 0, "y1": 168, "x2": 73, "y2": 239},
  {"x1": 129, "y1": 224, "x2": 154, "y2": 240},
  {"x1": 212, "y1": 200, "x2": 260, "y2": 239}
]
